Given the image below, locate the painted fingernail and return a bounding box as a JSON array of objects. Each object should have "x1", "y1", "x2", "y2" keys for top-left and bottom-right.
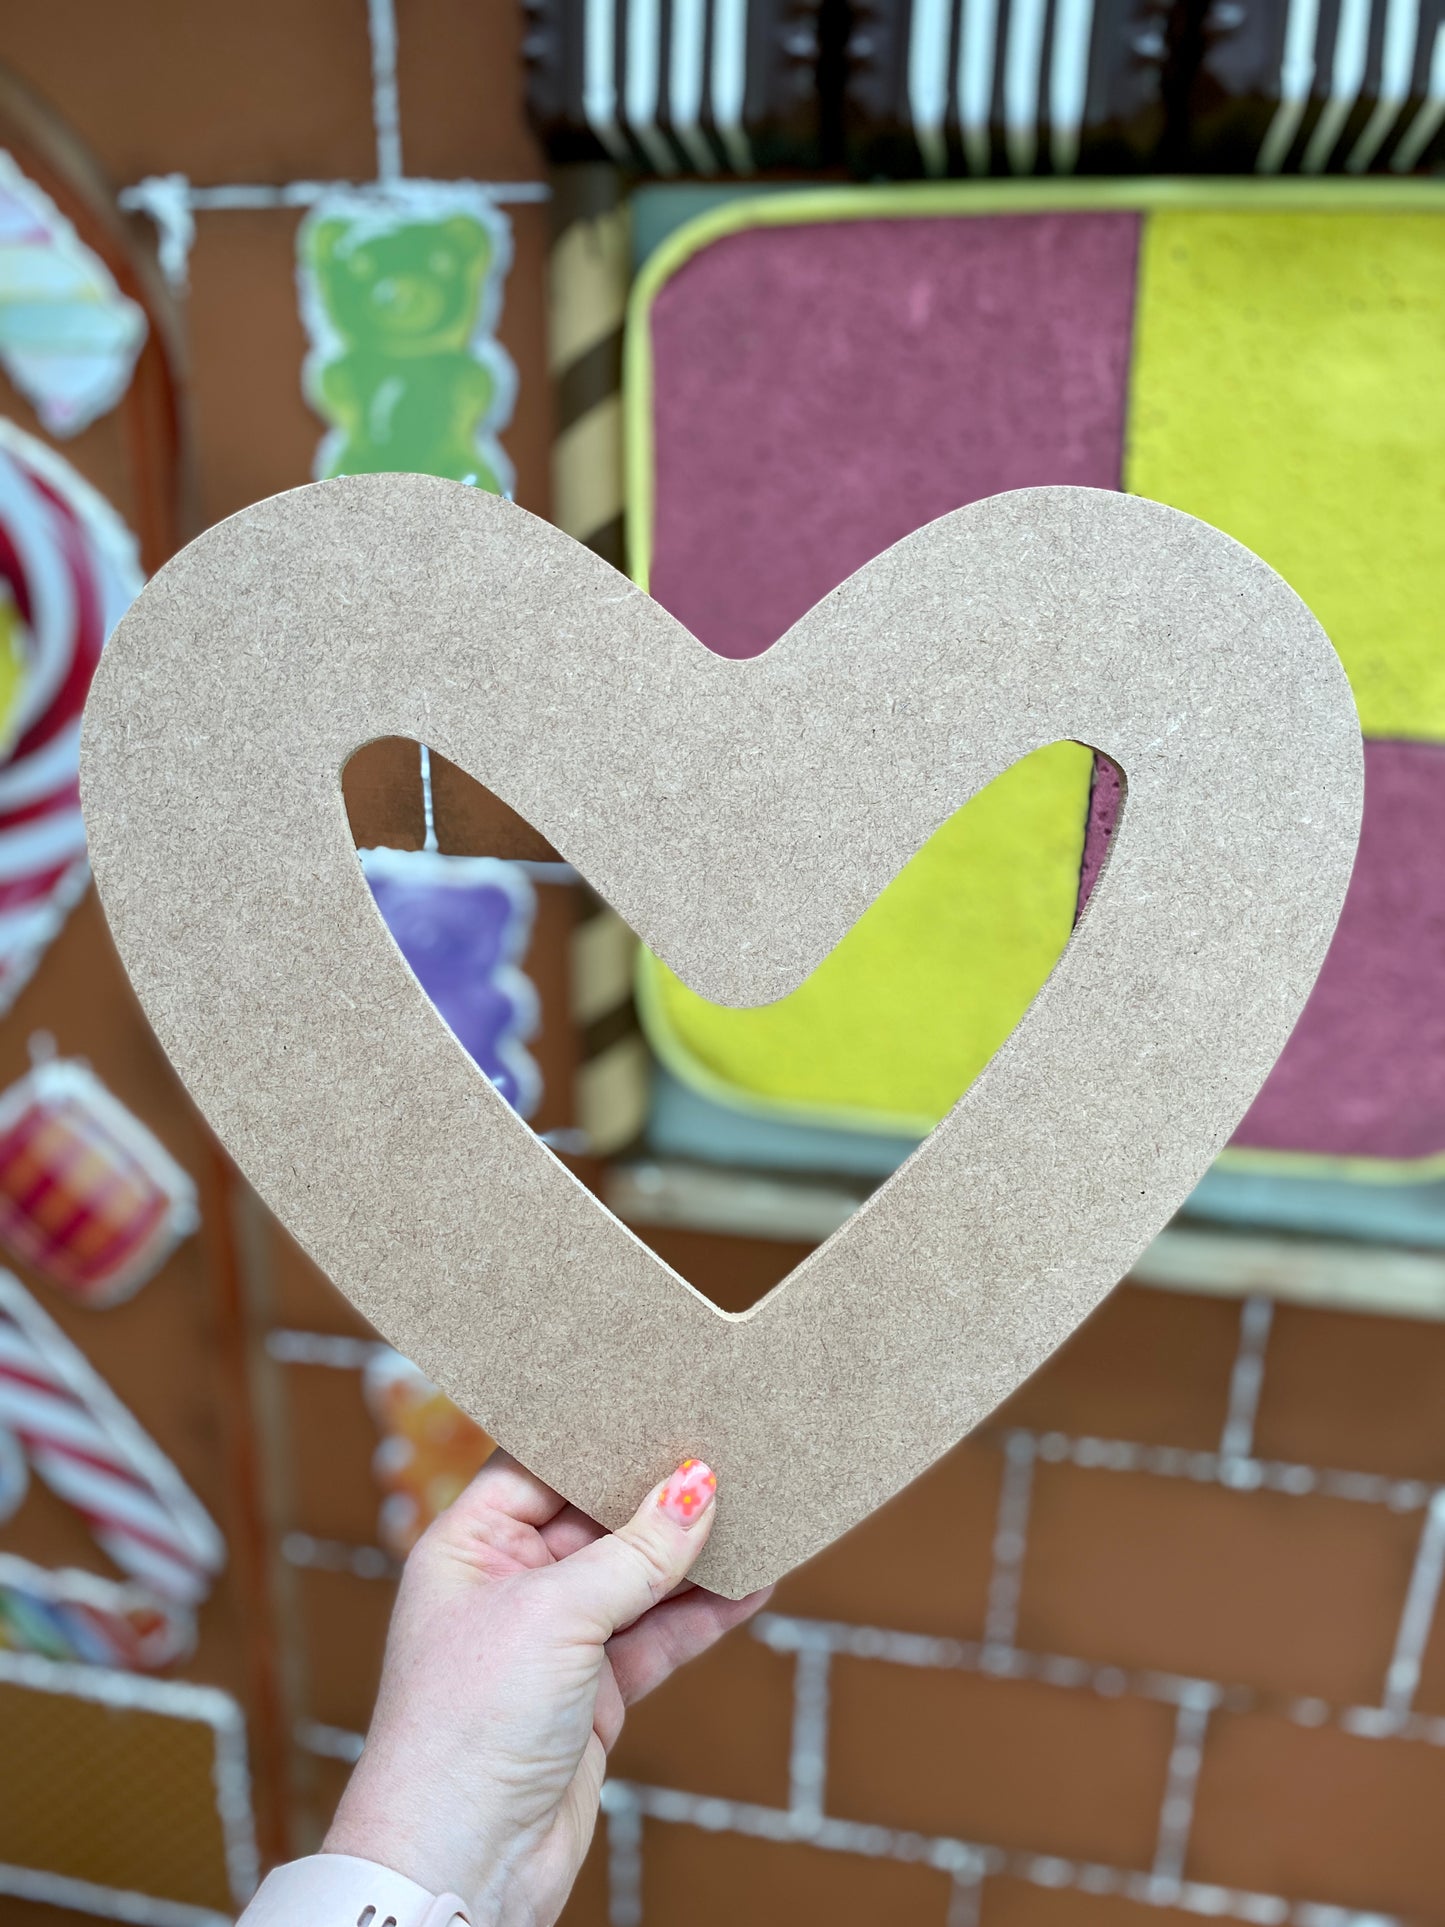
[{"x1": 657, "y1": 1458, "x2": 717, "y2": 1529}]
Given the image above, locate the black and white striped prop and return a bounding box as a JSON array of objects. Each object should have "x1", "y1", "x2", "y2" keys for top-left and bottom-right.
[
  {"x1": 523, "y1": 0, "x2": 828, "y2": 172},
  {"x1": 1184, "y1": 0, "x2": 1444, "y2": 171},
  {"x1": 844, "y1": 0, "x2": 1177, "y2": 174}
]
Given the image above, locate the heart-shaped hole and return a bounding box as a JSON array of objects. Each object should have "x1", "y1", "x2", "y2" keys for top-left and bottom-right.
[{"x1": 343, "y1": 735, "x2": 1124, "y2": 1316}]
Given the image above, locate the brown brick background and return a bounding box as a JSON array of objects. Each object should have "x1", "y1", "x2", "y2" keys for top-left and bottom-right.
[
  {"x1": 250, "y1": 1263, "x2": 1445, "y2": 1927},
  {"x1": 1189, "y1": 1712, "x2": 1445, "y2": 1918},
  {"x1": 1016, "y1": 1461, "x2": 1419, "y2": 1701},
  {"x1": 640, "y1": 1827, "x2": 954, "y2": 1926},
  {"x1": 828, "y1": 1660, "x2": 1179, "y2": 1864}
]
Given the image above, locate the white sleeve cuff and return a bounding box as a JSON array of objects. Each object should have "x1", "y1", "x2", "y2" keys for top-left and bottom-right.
[{"x1": 238, "y1": 1853, "x2": 472, "y2": 1926}]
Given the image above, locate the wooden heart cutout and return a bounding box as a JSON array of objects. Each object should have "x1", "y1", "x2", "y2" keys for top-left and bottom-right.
[{"x1": 78, "y1": 477, "x2": 1361, "y2": 1596}]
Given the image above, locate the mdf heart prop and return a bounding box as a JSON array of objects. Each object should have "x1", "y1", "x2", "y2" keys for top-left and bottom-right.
[{"x1": 78, "y1": 476, "x2": 1361, "y2": 1596}]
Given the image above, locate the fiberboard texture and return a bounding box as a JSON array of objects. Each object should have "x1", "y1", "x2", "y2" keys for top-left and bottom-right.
[{"x1": 640, "y1": 211, "x2": 1139, "y2": 1135}]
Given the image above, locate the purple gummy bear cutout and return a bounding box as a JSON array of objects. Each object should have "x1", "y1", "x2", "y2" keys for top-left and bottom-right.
[{"x1": 363, "y1": 850, "x2": 541, "y2": 1119}]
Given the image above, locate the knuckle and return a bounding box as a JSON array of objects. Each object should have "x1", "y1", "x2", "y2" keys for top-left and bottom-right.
[
  {"x1": 418, "y1": 1499, "x2": 541, "y2": 1578},
  {"x1": 618, "y1": 1524, "x2": 679, "y2": 1604}
]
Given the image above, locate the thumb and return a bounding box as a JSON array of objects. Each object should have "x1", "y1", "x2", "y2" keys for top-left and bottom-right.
[{"x1": 548, "y1": 1460, "x2": 719, "y2": 1637}]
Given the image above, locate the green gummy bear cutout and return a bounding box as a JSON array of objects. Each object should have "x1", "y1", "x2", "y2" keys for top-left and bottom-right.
[{"x1": 302, "y1": 207, "x2": 513, "y2": 491}]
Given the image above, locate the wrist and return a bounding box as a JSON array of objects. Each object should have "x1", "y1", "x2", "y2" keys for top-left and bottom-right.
[{"x1": 324, "y1": 1781, "x2": 503, "y2": 1927}]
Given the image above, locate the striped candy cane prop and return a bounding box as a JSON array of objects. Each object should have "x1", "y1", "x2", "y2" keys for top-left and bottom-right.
[
  {"x1": 0, "y1": 1269, "x2": 223, "y2": 1604},
  {"x1": 0, "y1": 420, "x2": 141, "y2": 1012}
]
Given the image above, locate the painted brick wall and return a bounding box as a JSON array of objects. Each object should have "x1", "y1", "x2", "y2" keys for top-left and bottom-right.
[{"x1": 264, "y1": 1267, "x2": 1445, "y2": 1926}]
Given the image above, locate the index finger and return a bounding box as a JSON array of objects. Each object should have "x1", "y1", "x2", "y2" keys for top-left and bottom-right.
[{"x1": 450, "y1": 1448, "x2": 570, "y2": 1529}]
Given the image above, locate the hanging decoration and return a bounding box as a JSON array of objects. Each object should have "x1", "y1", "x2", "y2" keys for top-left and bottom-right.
[
  {"x1": 0, "y1": 1268, "x2": 224, "y2": 1604},
  {"x1": 0, "y1": 1549, "x2": 193, "y2": 1671},
  {"x1": 0, "y1": 419, "x2": 141, "y2": 1011},
  {"x1": 363, "y1": 1347, "x2": 493, "y2": 1559},
  {"x1": 297, "y1": 182, "x2": 517, "y2": 493},
  {"x1": 362, "y1": 847, "x2": 542, "y2": 1118},
  {"x1": 0, "y1": 1051, "x2": 199, "y2": 1307},
  {"x1": 0, "y1": 150, "x2": 148, "y2": 437}
]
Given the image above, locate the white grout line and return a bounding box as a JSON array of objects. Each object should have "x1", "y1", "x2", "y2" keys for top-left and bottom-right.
[
  {"x1": 757, "y1": 1612, "x2": 972, "y2": 1669},
  {"x1": 293, "y1": 1717, "x2": 365, "y2": 1765},
  {"x1": 259, "y1": 1344, "x2": 1434, "y2": 1514},
  {"x1": 755, "y1": 1612, "x2": 1445, "y2": 1751},
  {"x1": 120, "y1": 177, "x2": 549, "y2": 216},
  {"x1": 1382, "y1": 1490, "x2": 1445, "y2": 1714},
  {"x1": 118, "y1": 170, "x2": 548, "y2": 291},
  {"x1": 1294, "y1": 1909, "x2": 1403, "y2": 1926},
  {"x1": 1337, "y1": 1701, "x2": 1445, "y2": 1743},
  {"x1": 945, "y1": 1871, "x2": 984, "y2": 1925},
  {"x1": 265, "y1": 1329, "x2": 383, "y2": 1368},
  {"x1": 1220, "y1": 1296, "x2": 1275, "y2": 1462},
  {"x1": 172, "y1": 179, "x2": 549, "y2": 205},
  {"x1": 367, "y1": 0, "x2": 404, "y2": 183},
  {"x1": 117, "y1": 174, "x2": 195, "y2": 290},
  {"x1": 611, "y1": 1780, "x2": 1402, "y2": 1926},
  {"x1": 1152, "y1": 1687, "x2": 1216, "y2": 1883},
  {"x1": 258, "y1": 1351, "x2": 1445, "y2": 1519},
  {"x1": 212, "y1": 1692, "x2": 263, "y2": 1904},
  {"x1": 1025, "y1": 1427, "x2": 1436, "y2": 1513},
  {"x1": 757, "y1": 1613, "x2": 1218, "y2": 1710},
  {"x1": 601, "y1": 1782, "x2": 645, "y2": 1926},
  {"x1": 288, "y1": 1721, "x2": 1407, "y2": 1922},
  {"x1": 280, "y1": 1531, "x2": 399, "y2": 1579},
  {"x1": 982, "y1": 1432, "x2": 1036, "y2": 1654},
  {"x1": 0, "y1": 1864, "x2": 231, "y2": 1927},
  {"x1": 418, "y1": 743, "x2": 439, "y2": 853},
  {"x1": 787, "y1": 1644, "x2": 832, "y2": 1829},
  {"x1": 618, "y1": 1780, "x2": 988, "y2": 1874}
]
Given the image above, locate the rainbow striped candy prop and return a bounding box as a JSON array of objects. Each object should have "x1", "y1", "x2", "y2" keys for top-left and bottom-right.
[{"x1": 0, "y1": 1548, "x2": 193, "y2": 1670}]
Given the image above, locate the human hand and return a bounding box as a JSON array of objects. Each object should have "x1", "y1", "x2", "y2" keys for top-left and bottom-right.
[{"x1": 323, "y1": 1452, "x2": 769, "y2": 1925}]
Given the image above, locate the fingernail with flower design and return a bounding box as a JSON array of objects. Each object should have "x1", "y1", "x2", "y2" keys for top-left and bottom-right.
[{"x1": 657, "y1": 1458, "x2": 717, "y2": 1529}]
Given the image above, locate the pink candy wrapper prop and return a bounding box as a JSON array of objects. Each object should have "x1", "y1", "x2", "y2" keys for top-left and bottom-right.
[{"x1": 0, "y1": 1056, "x2": 197, "y2": 1307}]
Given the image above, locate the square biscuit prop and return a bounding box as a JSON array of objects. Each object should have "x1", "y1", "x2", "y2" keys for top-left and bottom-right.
[{"x1": 77, "y1": 476, "x2": 1361, "y2": 1597}]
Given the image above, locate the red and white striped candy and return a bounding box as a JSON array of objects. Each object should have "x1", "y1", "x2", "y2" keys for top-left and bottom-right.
[
  {"x1": 0, "y1": 1268, "x2": 223, "y2": 1604},
  {"x1": 0, "y1": 421, "x2": 141, "y2": 1011}
]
